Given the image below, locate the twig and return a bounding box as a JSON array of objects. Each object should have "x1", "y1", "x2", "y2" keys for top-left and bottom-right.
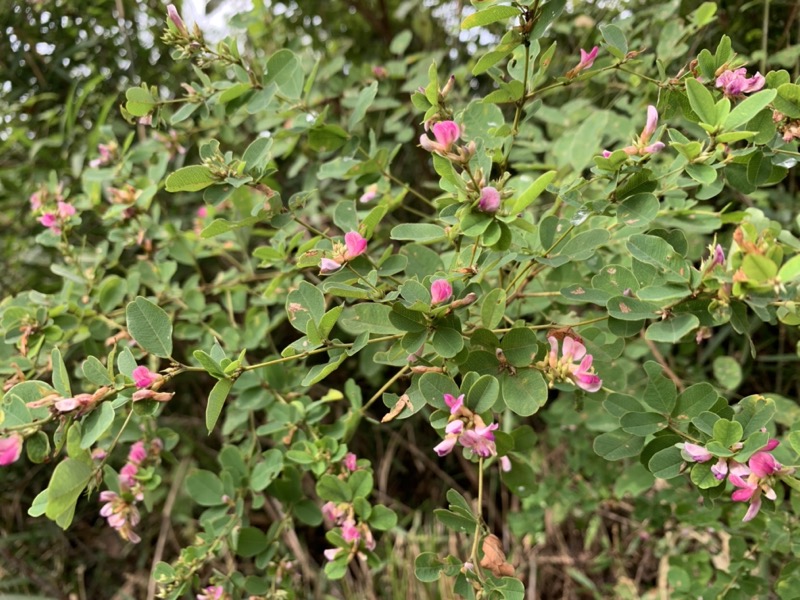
[{"x1": 641, "y1": 333, "x2": 686, "y2": 392}]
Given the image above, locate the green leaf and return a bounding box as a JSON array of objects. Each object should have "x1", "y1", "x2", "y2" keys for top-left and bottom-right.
[
  {"x1": 316, "y1": 474, "x2": 351, "y2": 503},
  {"x1": 647, "y1": 446, "x2": 683, "y2": 479},
  {"x1": 414, "y1": 552, "x2": 444, "y2": 582},
  {"x1": 348, "y1": 81, "x2": 378, "y2": 130},
  {"x1": 778, "y1": 255, "x2": 800, "y2": 283},
  {"x1": 617, "y1": 193, "x2": 659, "y2": 228},
  {"x1": 165, "y1": 165, "x2": 217, "y2": 193},
  {"x1": 512, "y1": 171, "x2": 556, "y2": 213},
  {"x1": 642, "y1": 362, "x2": 677, "y2": 414},
  {"x1": 461, "y1": 5, "x2": 519, "y2": 30},
  {"x1": 500, "y1": 327, "x2": 539, "y2": 367},
  {"x1": 473, "y1": 49, "x2": 513, "y2": 75},
  {"x1": 185, "y1": 470, "x2": 225, "y2": 506},
  {"x1": 501, "y1": 369, "x2": 547, "y2": 417},
  {"x1": 125, "y1": 297, "x2": 173, "y2": 358},
  {"x1": 205, "y1": 378, "x2": 234, "y2": 433},
  {"x1": 82, "y1": 356, "x2": 113, "y2": 386},
  {"x1": 774, "y1": 83, "x2": 800, "y2": 119},
  {"x1": 685, "y1": 78, "x2": 717, "y2": 125},
  {"x1": 251, "y1": 449, "x2": 283, "y2": 491},
  {"x1": 619, "y1": 412, "x2": 668, "y2": 436},
  {"x1": 673, "y1": 383, "x2": 718, "y2": 421},
  {"x1": 237, "y1": 527, "x2": 269, "y2": 558},
  {"x1": 480, "y1": 288, "x2": 507, "y2": 329},
  {"x1": 286, "y1": 281, "x2": 325, "y2": 334},
  {"x1": 390, "y1": 223, "x2": 446, "y2": 242},
  {"x1": 712, "y1": 356, "x2": 742, "y2": 390},
  {"x1": 80, "y1": 402, "x2": 115, "y2": 449},
  {"x1": 369, "y1": 505, "x2": 397, "y2": 531},
  {"x1": 265, "y1": 49, "x2": 304, "y2": 98},
  {"x1": 467, "y1": 375, "x2": 500, "y2": 413},
  {"x1": 125, "y1": 87, "x2": 156, "y2": 117},
  {"x1": 390, "y1": 29, "x2": 413, "y2": 55},
  {"x1": 434, "y1": 508, "x2": 475, "y2": 533},
  {"x1": 691, "y1": 462, "x2": 724, "y2": 489},
  {"x1": 734, "y1": 395, "x2": 776, "y2": 437},
  {"x1": 741, "y1": 254, "x2": 777, "y2": 283},
  {"x1": 51, "y1": 348, "x2": 71, "y2": 398},
  {"x1": 530, "y1": 0, "x2": 566, "y2": 40},
  {"x1": 606, "y1": 296, "x2": 660, "y2": 321},
  {"x1": 339, "y1": 304, "x2": 401, "y2": 335},
  {"x1": 242, "y1": 136, "x2": 273, "y2": 171},
  {"x1": 45, "y1": 458, "x2": 93, "y2": 529},
  {"x1": 712, "y1": 419, "x2": 743, "y2": 447},
  {"x1": 431, "y1": 325, "x2": 464, "y2": 358},
  {"x1": 645, "y1": 314, "x2": 700, "y2": 343},
  {"x1": 599, "y1": 23, "x2": 627, "y2": 56},
  {"x1": 349, "y1": 470, "x2": 373, "y2": 499},
  {"x1": 626, "y1": 234, "x2": 689, "y2": 281},
  {"x1": 593, "y1": 429, "x2": 645, "y2": 460},
  {"x1": 723, "y1": 89, "x2": 777, "y2": 131},
  {"x1": 788, "y1": 431, "x2": 800, "y2": 455}
]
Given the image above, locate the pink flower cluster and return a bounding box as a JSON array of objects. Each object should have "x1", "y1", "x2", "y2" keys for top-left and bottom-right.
[
  {"x1": 543, "y1": 336, "x2": 602, "y2": 392},
  {"x1": 319, "y1": 231, "x2": 368, "y2": 274},
  {"x1": 433, "y1": 393, "x2": 500, "y2": 458},
  {"x1": 681, "y1": 438, "x2": 784, "y2": 521},
  {"x1": 99, "y1": 438, "x2": 162, "y2": 543},
  {"x1": 321, "y1": 502, "x2": 376, "y2": 561},
  {"x1": 715, "y1": 68, "x2": 765, "y2": 97},
  {"x1": 131, "y1": 364, "x2": 173, "y2": 402}
]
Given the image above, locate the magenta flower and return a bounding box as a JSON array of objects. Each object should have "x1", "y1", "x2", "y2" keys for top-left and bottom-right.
[
  {"x1": 716, "y1": 68, "x2": 765, "y2": 97},
  {"x1": 430, "y1": 279, "x2": 453, "y2": 305},
  {"x1": 478, "y1": 186, "x2": 501, "y2": 213},
  {"x1": 197, "y1": 206, "x2": 209, "y2": 218},
  {"x1": 343, "y1": 452, "x2": 357, "y2": 472},
  {"x1": 128, "y1": 441, "x2": 148, "y2": 465},
  {"x1": 319, "y1": 258, "x2": 342, "y2": 274},
  {"x1": 132, "y1": 366, "x2": 159, "y2": 389},
  {"x1": 459, "y1": 422, "x2": 499, "y2": 458},
  {"x1": 419, "y1": 121, "x2": 461, "y2": 155},
  {"x1": 0, "y1": 434, "x2": 23, "y2": 466},
  {"x1": 729, "y1": 451, "x2": 782, "y2": 522},
  {"x1": 38, "y1": 213, "x2": 59, "y2": 233},
  {"x1": 343, "y1": 232, "x2": 367, "y2": 260},
  {"x1": 566, "y1": 46, "x2": 599, "y2": 78},
  {"x1": 545, "y1": 336, "x2": 602, "y2": 392},
  {"x1": 601, "y1": 150, "x2": 613, "y2": 158},
  {"x1": 680, "y1": 442, "x2": 713, "y2": 463},
  {"x1": 443, "y1": 393, "x2": 464, "y2": 414},
  {"x1": 615, "y1": 105, "x2": 665, "y2": 157}
]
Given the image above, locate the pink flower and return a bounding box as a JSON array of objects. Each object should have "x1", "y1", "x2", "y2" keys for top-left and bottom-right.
[
  {"x1": 499, "y1": 456, "x2": 512, "y2": 472},
  {"x1": 343, "y1": 232, "x2": 367, "y2": 260},
  {"x1": 128, "y1": 441, "x2": 148, "y2": 465},
  {"x1": 641, "y1": 105, "x2": 659, "y2": 143},
  {"x1": 119, "y1": 462, "x2": 139, "y2": 489},
  {"x1": 433, "y1": 420, "x2": 464, "y2": 457},
  {"x1": 38, "y1": 213, "x2": 59, "y2": 232},
  {"x1": 430, "y1": 279, "x2": 453, "y2": 305},
  {"x1": 729, "y1": 450, "x2": 782, "y2": 522},
  {"x1": 99, "y1": 490, "x2": 141, "y2": 543},
  {"x1": 132, "y1": 366, "x2": 159, "y2": 389},
  {"x1": 30, "y1": 192, "x2": 43, "y2": 211},
  {"x1": 715, "y1": 68, "x2": 765, "y2": 97},
  {"x1": 196, "y1": 585, "x2": 225, "y2": 600},
  {"x1": 54, "y1": 393, "x2": 95, "y2": 413},
  {"x1": 132, "y1": 389, "x2": 174, "y2": 402},
  {"x1": 459, "y1": 423, "x2": 499, "y2": 458},
  {"x1": 343, "y1": 452, "x2": 357, "y2": 472},
  {"x1": 478, "y1": 186, "x2": 501, "y2": 213},
  {"x1": 322, "y1": 501, "x2": 345, "y2": 524},
  {"x1": 167, "y1": 4, "x2": 188, "y2": 35},
  {"x1": 197, "y1": 206, "x2": 209, "y2": 218},
  {"x1": 566, "y1": 46, "x2": 598, "y2": 78},
  {"x1": 601, "y1": 150, "x2": 612, "y2": 158},
  {"x1": 614, "y1": 105, "x2": 665, "y2": 157},
  {"x1": 419, "y1": 120, "x2": 461, "y2": 155},
  {"x1": 359, "y1": 184, "x2": 379, "y2": 203},
  {"x1": 443, "y1": 393, "x2": 464, "y2": 414},
  {"x1": 341, "y1": 519, "x2": 360, "y2": 543},
  {"x1": 545, "y1": 336, "x2": 602, "y2": 392},
  {"x1": 681, "y1": 442, "x2": 713, "y2": 463},
  {"x1": 0, "y1": 434, "x2": 23, "y2": 466},
  {"x1": 319, "y1": 258, "x2": 342, "y2": 274},
  {"x1": 712, "y1": 244, "x2": 725, "y2": 267}
]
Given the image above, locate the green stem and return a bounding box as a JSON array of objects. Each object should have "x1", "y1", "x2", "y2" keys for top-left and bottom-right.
[{"x1": 469, "y1": 458, "x2": 485, "y2": 575}]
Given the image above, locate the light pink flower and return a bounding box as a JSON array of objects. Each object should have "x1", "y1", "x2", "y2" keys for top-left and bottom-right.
[
  {"x1": 99, "y1": 490, "x2": 141, "y2": 543},
  {"x1": 433, "y1": 420, "x2": 464, "y2": 457},
  {"x1": 319, "y1": 258, "x2": 342, "y2": 274},
  {"x1": 30, "y1": 192, "x2": 43, "y2": 211},
  {"x1": 459, "y1": 423, "x2": 499, "y2": 458},
  {"x1": 132, "y1": 366, "x2": 158, "y2": 389},
  {"x1": 715, "y1": 68, "x2": 765, "y2": 97},
  {"x1": 54, "y1": 393, "x2": 95, "y2": 413},
  {"x1": 681, "y1": 442, "x2": 713, "y2": 463},
  {"x1": 546, "y1": 336, "x2": 602, "y2": 392},
  {"x1": 430, "y1": 279, "x2": 452, "y2": 305},
  {"x1": 0, "y1": 434, "x2": 23, "y2": 466},
  {"x1": 324, "y1": 548, "x2": 341, "y2": 561},
  {"x1": 601, "y1": 150, "x2": 612, "y2": 158},
  {"x1": 499, "y1": 456, "x2": 512, "y2": 472},
  {"x1": 341, "y1": 519, "x2": 360, "y2": 543},
  {"x1": 322, "y1": 501, "x2": 345, "y2": 524},
  {"x1": 443, "y1": 393, "x2": 464, "y2": 414},
  {"x1": 343, "y1": 452, "x2": 357, "y2": 472},
  {"x1": 359, "y1": 184, "x2": 379, "y2": 203},
  {"x1": 167, "y1": 4, "x2": 188, "y2": 35},
  {"x1": 419, "y1": 120, "x2": 461, "y2": 155},
  {"x1": 196, "y1": 585, "x2": 225, "y2": 600},
  {"x1": 343, "y1": 232, "x2": 367, "y2": 260},
  {"x1": 478, "y1": 186, "x2": 501, "y2": 213},
  {"x1": 641, "y1": 105, "x2": 659, "y2": 143}
]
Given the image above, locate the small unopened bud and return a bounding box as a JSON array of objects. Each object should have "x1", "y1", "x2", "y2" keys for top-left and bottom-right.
[
  {"x1": 441, "y1": 75, "x2": 455, "y2": 98},
  {"x1": 166, "y1": 4, "x2": 188, "y2": 36},
  {"x1": 449, "y1": 292, "x2": 478, "y2": 309}
]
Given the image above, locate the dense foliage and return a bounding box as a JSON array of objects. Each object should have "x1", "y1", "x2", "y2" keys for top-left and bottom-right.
[{"x1": 3, "y1": 1, "x2": 800, "y2": 598}]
